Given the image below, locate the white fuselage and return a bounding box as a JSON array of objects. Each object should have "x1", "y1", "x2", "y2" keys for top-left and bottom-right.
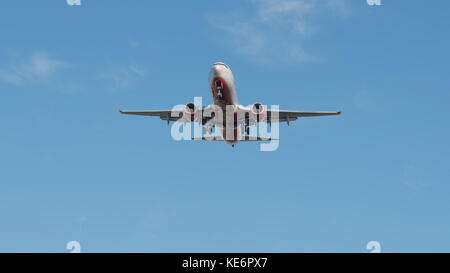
[
  {"x1": 208, "y1": 62, "x2": 242, "y2": 144},
  {"x1": 208, "y1": 62, "x2": 239, "y2": 106}
]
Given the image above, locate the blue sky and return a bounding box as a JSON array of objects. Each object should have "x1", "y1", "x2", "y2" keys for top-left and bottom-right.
[{"x1": 0, "y1": 0, "x2": 449, "y2": 252}]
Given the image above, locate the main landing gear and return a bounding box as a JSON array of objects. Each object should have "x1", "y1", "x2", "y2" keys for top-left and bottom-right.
[
  {"x1": 245, "y1": 125, "x2": 250, "y2": 135},
  {"x1": 203, "y1": 125, "x2": 215, "y2": 135}
]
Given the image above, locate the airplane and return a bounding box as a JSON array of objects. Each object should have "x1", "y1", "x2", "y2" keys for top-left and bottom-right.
[{"x1": 119, "y1": 62, "x2": 341, "y2": 147}]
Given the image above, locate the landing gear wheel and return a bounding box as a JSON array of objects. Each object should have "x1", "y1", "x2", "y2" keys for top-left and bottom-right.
[{"x1": 216, "y1": 89, "x2": 222, "y2": 99}]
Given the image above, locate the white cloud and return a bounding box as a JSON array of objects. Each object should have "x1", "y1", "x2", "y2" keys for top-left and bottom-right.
[
  {"x1": 292, "y1": 20, "x2": 316, "y2": 35},
  {"x1": 253, "y1": 0, "x2": 314, "y2": 21},
  {"x1": 288, "y1": 44, "x2": 316, "y2": 62},
  {"x1": 128, "y1": 64, "x2": 146, "y2": 77},
  {"x1": 325, "y1": 0, "x2": 352, "y2": 18},
  {"x1": 0, "y1": 52, "x2": 67, "y2": 85},
  {"x1": 216, "y1": 23, "x2": 266, "y2": 56},
  {"x1": 26, "y1": 53, "x2": 65, "y2": 78},
  {"x1": 0, "y1": 70, "x2": 23, "y2": 85},
  {"x1": 209, "y1": 0, "x2": 353, "y2": 64}
]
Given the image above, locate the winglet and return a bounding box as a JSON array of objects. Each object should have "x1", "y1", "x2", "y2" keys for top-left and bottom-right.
[
  {"x1": 337, "y1": 111, "x2": 342, "y2": 115},
  {"x1": 118, "y1": 102, "x2": 122, "y2": 114}
]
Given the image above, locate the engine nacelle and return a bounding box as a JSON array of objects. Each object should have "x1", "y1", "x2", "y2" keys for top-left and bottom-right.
[
  {"x1": 250, "y1": 102, "x2": 267, "y2": 122},
  {"x1": 183, "y1": 102, "x2": 200, "y2": 122}
]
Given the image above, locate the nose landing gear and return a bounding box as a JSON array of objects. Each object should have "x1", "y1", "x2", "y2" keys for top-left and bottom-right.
[{"x1": 215, "y1": 80, "x2": 223, "y2": 99}]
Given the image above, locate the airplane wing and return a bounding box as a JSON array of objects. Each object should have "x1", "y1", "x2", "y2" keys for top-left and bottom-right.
[
  {"x1": 119, "y1": 109, "x2": 183, "y2": 122},
  {"x1": 267, "y1": 110, "x2": 341, "y2": 124},
  {"x1": 119, "y1": 107, "x2": 216, "y2": 125},
  {"x1": 119, "y1": 106, "x2": 341, "y2": 125}
]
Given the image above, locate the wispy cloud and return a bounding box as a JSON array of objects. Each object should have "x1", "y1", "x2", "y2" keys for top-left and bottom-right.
[
  {"x1": 325, "y1": 0, "x2": 352, "y2": 18},
  {"x1": 253, "y1": 0, "x2": 314, "y2": 21},
  {"x1": 0, "y1": 52, "x2": 67, "y2": 85},
  {"x1": 208, "y1": 0, "x2": 352, "y2": 64},
  {"x1": 216, "y1": 23, "x2": 266, "y2": 56},
  {"x1": 100, "y1": 64, "x2": 147, "y2": 90}
]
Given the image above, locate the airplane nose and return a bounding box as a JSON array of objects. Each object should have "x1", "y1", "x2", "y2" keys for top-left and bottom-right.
[
  {"x1": 210, "y1": 65, "x2": 220, "y2": 78},
  {"x1": 209, "y1": 63, "x2": 228, "y2": 83}
]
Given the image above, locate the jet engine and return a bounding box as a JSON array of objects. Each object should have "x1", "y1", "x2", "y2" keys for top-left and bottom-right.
[
  {"x1": 250, "y1": 102, "x2": 267, "y2": 122},
  {"x1": 184, "y1": 102, "x2": 200, "y2": 122}
]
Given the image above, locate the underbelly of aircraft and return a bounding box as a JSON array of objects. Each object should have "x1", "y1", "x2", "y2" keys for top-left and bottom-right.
[{"x1": 221, "y1": 124, "x2": 242, "y2": 144}]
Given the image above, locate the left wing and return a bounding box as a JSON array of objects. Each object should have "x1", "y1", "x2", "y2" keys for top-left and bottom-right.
[
  {"x1": 119, "y1": 109, "x2": 183, "y2": 122},
  {"x1": 119, "y1": 108, "x2": 214, "y2": 125},
  {"x1": 267, "y1": 110, "x2": 341, "y2": 124}
]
